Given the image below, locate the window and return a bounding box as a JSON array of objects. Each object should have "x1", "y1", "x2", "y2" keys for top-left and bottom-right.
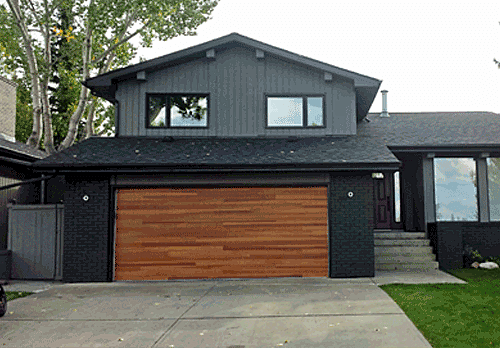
[
  {"x1": 487, "y1": 158, "x2": 500, "y2": 221},
  {"x1": 434, "y1": 158, "x2": 478, "y2": 221},
  {"x1": 267, "y1": 96, "x2": 324, "y2": 127},
  {"x1": 147, "y1": 94, "x2": 208, "y2": 128},
  {"x1": 394, "y1": 171, "x2": 401, "y2": 223}
]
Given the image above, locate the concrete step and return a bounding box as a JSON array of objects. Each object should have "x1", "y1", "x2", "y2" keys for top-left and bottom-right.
[
  {"x1": 375, "y1": 254, "x2": 436, "y2": 263},
  {"x1": 374, "y1": 229, "x2": 406, "y2": 233},
  {"x1": 375, "y1": 246, "x2": 434, "y2": 255},
  {"x1": 375, "y1": 261, "x2": 439, "y2": 271},
  {"x1": 374, "y1": 232, "x2": 426, "y2": 239},
  {"x1": 374, "y1": 239, "x2": 430, "y2": 247}
]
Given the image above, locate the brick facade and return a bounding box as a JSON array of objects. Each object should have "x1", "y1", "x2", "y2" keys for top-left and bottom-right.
[
  {"x1": 329, "y1": 172, "x2": 374, "y2": 277},
  {"x1": 63, "y1": 176, "x2": 110, "y2": 282},
  {"x1": 60, "y1": 173, "x2": 378, "y2": 282},
  {"x1": 428, "y1": 222, "x2": 500, "y2": 269}
]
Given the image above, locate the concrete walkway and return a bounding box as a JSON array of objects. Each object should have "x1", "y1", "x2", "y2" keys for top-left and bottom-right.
[{"x1": 0, "y1": 271, "x2": 466, "y2": 348}]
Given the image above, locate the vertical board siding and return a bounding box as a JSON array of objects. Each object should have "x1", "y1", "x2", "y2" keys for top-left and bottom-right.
[
  {"x1": 117, "y1": 46, "x2": 356, "y2": 137},
  {"x1": 8, "y1": 205, "x2": 63, "y2": 279}
]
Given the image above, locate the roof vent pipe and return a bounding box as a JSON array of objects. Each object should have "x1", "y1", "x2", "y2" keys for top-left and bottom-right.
[{"x1": 380, "y1": 90, "x2": 390, "y2": 118}]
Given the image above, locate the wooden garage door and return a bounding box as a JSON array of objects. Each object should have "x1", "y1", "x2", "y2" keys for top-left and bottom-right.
[{"x1": 115, "y1": 186, "x2": 328, "y2": 280}]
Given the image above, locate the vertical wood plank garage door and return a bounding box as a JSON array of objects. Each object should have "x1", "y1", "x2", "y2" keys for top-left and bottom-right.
[{"x1": 115, "y1": 186, "x2": 328, "y2": 280}]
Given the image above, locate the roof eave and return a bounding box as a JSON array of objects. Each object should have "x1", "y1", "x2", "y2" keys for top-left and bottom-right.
[
  {"x1": 33, "y1": 161, "x2": 400, "y2": 173},
  {"x1": 84, "y1": 33, "x2": 381, "y2": 101}
]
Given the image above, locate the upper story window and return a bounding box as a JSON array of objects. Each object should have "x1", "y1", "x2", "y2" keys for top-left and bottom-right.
[
  {"x1": 266, "y1": 95, "x2": 325, "y2": 128},
  {"x1": 147, "y1": 94, "x2": 208, "y2": 128}
]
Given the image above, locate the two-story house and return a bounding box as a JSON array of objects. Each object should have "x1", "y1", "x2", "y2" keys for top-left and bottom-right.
[{"x1": 33, "y1": 33, "x2": 500, "y2": 282}]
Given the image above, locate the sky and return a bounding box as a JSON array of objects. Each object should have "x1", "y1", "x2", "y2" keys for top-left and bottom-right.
[{"x1": 137, "y1": 0, "x2": 500, "y2": 114}]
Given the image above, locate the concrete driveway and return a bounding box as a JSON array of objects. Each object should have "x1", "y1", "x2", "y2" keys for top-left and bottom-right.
[{"x1": 0, "y1": 276, "x2": 437, "y2": 348}]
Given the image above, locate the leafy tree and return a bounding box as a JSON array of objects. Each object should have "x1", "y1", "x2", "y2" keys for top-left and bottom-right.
[{"x1": 1, "y1": 0, "x2": 218, "y2": 153}]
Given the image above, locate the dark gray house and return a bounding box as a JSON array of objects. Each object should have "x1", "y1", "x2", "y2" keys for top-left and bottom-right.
[{"x1": 32, "y1": 33, "x2": 500, "y2": 282}]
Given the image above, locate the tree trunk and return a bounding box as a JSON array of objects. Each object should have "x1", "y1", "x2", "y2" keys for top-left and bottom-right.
[
  {"x1": 40, "y1": 78, "x2": 56, "y2": 154},
  {"x1": 85, "y1": 97, "x2": 97, "y2": 139},
  {"x1": 41, "y1": 6, "x2": 55, "y2": 154},
  {"x1": 57, "y1": 16, "x2": 92, "y2": 151},
  {"x1": 7, "y1": 0, "x2": 43, "y2": 148}
]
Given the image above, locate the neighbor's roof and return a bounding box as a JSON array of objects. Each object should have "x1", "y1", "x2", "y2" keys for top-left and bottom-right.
[
  {"x1": 84, "y1": 33, "x2": 381, "y2": 121},
  {"x1": 33, "y1": 136, "x2": 399, "y2": 172},
  {"x1": 358, "y1": 112, "x2": 500, "y2": 150},
  {"x1": 0, "y1": 138, "x2": 47, "y2": 161}
]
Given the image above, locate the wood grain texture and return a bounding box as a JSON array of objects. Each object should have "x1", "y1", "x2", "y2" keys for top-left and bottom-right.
[{"x1": 115, "y1": 186, "x2": 328, "y2": 280}]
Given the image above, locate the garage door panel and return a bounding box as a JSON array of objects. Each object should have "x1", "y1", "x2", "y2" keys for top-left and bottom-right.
[{"x1": 115, "y1": 186, "x2": 328, "y2": 280}]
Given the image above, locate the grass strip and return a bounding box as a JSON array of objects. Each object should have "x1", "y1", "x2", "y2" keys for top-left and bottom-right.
[
  {"x1": 5, "y1": 291, "x2": 33, "y2": 302},
  {"x1": 380, "y1": 269, "x2": 500, "y2": 348}
]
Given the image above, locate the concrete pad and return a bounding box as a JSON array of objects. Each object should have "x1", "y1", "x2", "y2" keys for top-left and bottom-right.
[
  {"x1": 0, "y1": 320, "x2": 174, "y2": 348},
  {"x1": 4, "y1": 283, "x2": 214, "y2": 320},
  {"x1": 185, "y1": 284, "x2": 402, "y2": 318},
  {"x1": 217, "y1": 277, "x2": 374, "y2": 286},
  {"x1": 373, "y1": 270, "x2": 467, "y2": 285},
  {"x1": 157, "y1": 315, "x2": 432, "y2": 348},
  {"x1": 3, "y1": 280, "x2": 64, "y2": 293},
  {"x1": 4, "y1": 294, "x2": 197, "y2": 320}
]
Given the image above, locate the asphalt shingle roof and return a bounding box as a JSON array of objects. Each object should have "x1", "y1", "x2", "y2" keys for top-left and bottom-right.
[
  {"x1": 33, "y1": 136, "x2": 399, "y2": 170},
  {"x1": 359, "y1": 112, "x2": 500, "y2": 147},
  {"x1": 0, "y1": 138, "x2": 47, "y2": 160}
]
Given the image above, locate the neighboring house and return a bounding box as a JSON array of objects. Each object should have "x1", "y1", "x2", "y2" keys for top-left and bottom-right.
[
  {"x1": 32, "y1": 33, "x2": 500, "y2": 282},
  {"x1": 0, "y1": 76, "x2": 47, "y2": 250}
]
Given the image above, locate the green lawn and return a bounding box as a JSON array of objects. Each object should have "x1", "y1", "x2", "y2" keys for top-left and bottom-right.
[
  {"x1": 380, "y1": 269, "x2": 500, "y2": 348},
  {"x1": 5, "y1": 291, "x2": 33, "y2": 302}
]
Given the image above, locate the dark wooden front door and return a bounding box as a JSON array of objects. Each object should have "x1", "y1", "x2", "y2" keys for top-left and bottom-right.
[{"x1": 374, "y1": 174, "x2": 391, "y2": 229}]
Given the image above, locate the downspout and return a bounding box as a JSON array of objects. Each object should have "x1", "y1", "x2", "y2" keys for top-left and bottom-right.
[
  {"x1": 115, "y1": 100, "x2": 120, "y2": 137},
  {"x1": 40, "y1": 174, "x2": 46, "y2": 204}
]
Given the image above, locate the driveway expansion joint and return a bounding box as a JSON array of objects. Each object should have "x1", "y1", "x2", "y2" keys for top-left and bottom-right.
[
  {"x1": 178, "y1": 313, "x2": 405, "y2": 320},
  {"x1": 151, "y1": 284, "x2": 217, "y2": 348}
]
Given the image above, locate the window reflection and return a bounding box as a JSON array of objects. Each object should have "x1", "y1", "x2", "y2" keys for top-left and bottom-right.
[
  {"x1": 394, "y1": 172, "x2": 401, "y2": 223},
  {"x1": 487, "y1": 158, "x2": 500, "y2": 221},
  {"x1": 267, "y1": 97, "x2": 303, "y2": 127},
  {"x1": 307, "y1": 97, "x2": 323, "y2": 126},
  {"x1": 148, "y1": 96, "x2": 167, "y2": 127},
  {"x1": 434, "y1": 158, "x2": 477, "y2": 221}
]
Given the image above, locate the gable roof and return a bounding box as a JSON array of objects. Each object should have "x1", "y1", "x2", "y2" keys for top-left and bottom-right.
[
  {"x1": 32, "y1": 136, "x2": 399, "y2": 172},
  {"x1": 0, "y1": 138, "x2": 47, "y2": 162},
  {"x1": 84, "y1": 33, "x2": 381, "y2": 121},
  {"x1": 358, "y1": 111, "x2": 500, "y2": 152}
]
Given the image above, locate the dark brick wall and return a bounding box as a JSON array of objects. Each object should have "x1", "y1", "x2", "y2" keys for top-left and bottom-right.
[
  {"x1": 462, "y1": 223, "x2": 500, "y2": 259},
  {"x1": 45, "y1": 175, "x2": 66, "y2": 204},
  {"x1": 329, "y1": 172, "x2": 374, "y2": 277},
  {"x1": 428, "y1": 222, "x2": 463, "y2": 270},
  {"x1": 63, "y1": 176, "x2": 110, "y2": 282},
  {"x1": 428, "y1": 222, "x2": 500, "y2": 269}
]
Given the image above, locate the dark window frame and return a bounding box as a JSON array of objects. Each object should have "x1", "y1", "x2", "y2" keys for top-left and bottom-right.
[
  {"x1": 146, "y1": 93, "x2": 210, "y2": 129},
  {"x1": 265, "y1": 94, "x2": 326, "y2": 129}
]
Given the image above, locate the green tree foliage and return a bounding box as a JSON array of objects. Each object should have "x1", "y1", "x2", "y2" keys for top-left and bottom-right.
[
  {"x1": 1, "y1": 0, "x2": 218, "y2": 153},
  {"x1": 14, "y1": 80, "x2": 32, "y2": 143}
]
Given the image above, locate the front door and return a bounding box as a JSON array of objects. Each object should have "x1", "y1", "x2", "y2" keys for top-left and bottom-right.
[{"x1": 373, "y1": 173, "x2": 391, "y2": 229}]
